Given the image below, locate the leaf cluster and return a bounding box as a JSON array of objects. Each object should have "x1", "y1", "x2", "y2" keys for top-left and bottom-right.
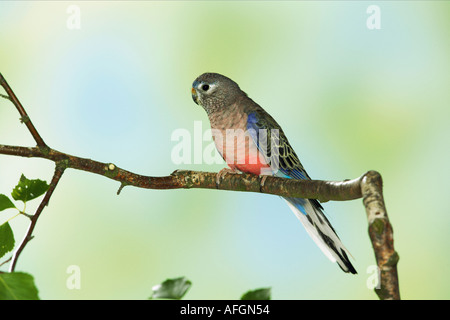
[{"x1": 0, "y1": 174, "x2": 48, "y2": 299}]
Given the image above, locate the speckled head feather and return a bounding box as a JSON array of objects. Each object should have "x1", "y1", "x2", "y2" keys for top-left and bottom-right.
[{"x1": 191, "y1": 73, "x2": 246, "y2": 115}]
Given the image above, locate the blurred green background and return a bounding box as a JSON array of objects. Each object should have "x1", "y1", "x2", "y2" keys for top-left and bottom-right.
[{"x1": 0, "y1": 1, "x2": 449, "y2": 300}]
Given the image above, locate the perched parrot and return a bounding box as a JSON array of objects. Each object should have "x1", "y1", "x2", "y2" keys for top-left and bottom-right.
[{"x1": 191, "y1": 72, "x2": 356, "y2": 274}]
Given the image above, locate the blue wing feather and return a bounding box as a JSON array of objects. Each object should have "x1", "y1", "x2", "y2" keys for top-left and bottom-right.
[
  {"x1": 246, "y1": 111, "x2": 356, "y2": 273},
  {"x1": 246, "y1": 112, "x2": 310, "y2": 180}
]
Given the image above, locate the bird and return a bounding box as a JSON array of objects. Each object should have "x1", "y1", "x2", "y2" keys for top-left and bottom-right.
[{"x1": 191, "y1": 72, "x2": 357, "y2": 274}]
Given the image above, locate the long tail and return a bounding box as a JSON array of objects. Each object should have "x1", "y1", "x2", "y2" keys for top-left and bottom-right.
[{"x1": 284, "y1": 197, "x2": 357, "y2": 274}]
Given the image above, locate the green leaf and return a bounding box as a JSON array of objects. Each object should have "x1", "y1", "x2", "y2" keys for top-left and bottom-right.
[
  {"x1": 0, "y1": 222, "x2": 15, "y2": 258},
  {"x1": 241, "y1": 287, "x2": 271, "y2": 300},
  {"x1": 150, "y1": 277, "x2": 192, "y2": 300},
  {"x1": 0, "y1": 194, "x2": 16, "y2": 211},
  {"x1": 0, "y1": 272, "x2": 39, "y2": 300},
  {"x1": 11, "y1": 174, "x2": 49, "y2": 202}
]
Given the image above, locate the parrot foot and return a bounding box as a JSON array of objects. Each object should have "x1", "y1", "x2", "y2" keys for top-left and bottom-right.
[
  {"x1": 259, "y1": 175, "x2": 269, "y2": 191},
  {"x1": 216, "y1": 167, "x2": 239, "y2": 187}
]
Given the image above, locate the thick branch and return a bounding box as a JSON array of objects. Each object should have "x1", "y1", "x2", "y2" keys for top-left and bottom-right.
[
  {"x1": 0, "y1": 144, "x2": 363, "y2": 202},
  {"x1": 361, "y1": 171, "x2": 400, "y2": 300}
]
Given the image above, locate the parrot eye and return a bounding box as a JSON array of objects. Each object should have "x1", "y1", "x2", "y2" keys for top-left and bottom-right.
[{"x1": 201, "y1": 84, "x2": 210, "y2": 91}]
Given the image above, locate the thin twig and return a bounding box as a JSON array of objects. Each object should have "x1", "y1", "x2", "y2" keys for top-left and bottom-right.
[
  {"x1": 0, "y1": 93, "x2": 11, "y2": 101},
  {"x1": 9, "y1": 165, "x2": 64, "y2": 272},
  {"x1": 8, "y1": 165, "x2": 65, "y2": 272},
  {"x1": 0, "y1": 256, "x2": 12, "y2": 268},
  {"x1": 0, "y1": 73, "x2": 47, "y2": 148}
]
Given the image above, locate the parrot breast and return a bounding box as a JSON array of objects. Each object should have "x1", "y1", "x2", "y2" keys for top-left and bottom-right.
[
  {"x1": 214, "y1": 128, "x2": 270, "y2": 175},
  {"x1": 208, "y1": 106, "x2": 271, "y2": 176}
]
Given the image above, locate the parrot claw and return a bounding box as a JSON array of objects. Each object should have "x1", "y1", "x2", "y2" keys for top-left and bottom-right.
[
  {"x1": 259, "y1": 175, "x2": 269, "y2": 190},
  {"x1": 216, "y1": 168, "x2": 238, "y2": 187}
]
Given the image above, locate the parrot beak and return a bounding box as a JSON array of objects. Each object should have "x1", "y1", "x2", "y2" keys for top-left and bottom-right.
[{"x1": 191, "y1": 87, "x2": 198, "y2": 105}]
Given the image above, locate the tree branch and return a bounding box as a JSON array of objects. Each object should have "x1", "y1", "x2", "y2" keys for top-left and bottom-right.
[
  {"x1": 8, "y1": 165, "x2": 65, "y2": 272},
  {"x1": 361, "y1": 171, "x2": 400, "y2": 300},
  {"x1": 0, "y1": 73, "x2": 399, "y2": 299},
  {"x1": 0, "y1": 144, "x2": 363, "y2": 201},
  {"x1": 0, "y1": 74, "x2": 47, "y2": 148}
]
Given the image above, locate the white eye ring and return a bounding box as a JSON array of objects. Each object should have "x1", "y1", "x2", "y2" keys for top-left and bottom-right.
[{"x1": 198, "y1": 82, "x2": 216, "y2": 93}]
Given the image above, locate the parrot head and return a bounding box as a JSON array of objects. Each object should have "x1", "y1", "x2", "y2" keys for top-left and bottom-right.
[{"x1": 191, "y1": 73, "x2": 244, "y2": 115}]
